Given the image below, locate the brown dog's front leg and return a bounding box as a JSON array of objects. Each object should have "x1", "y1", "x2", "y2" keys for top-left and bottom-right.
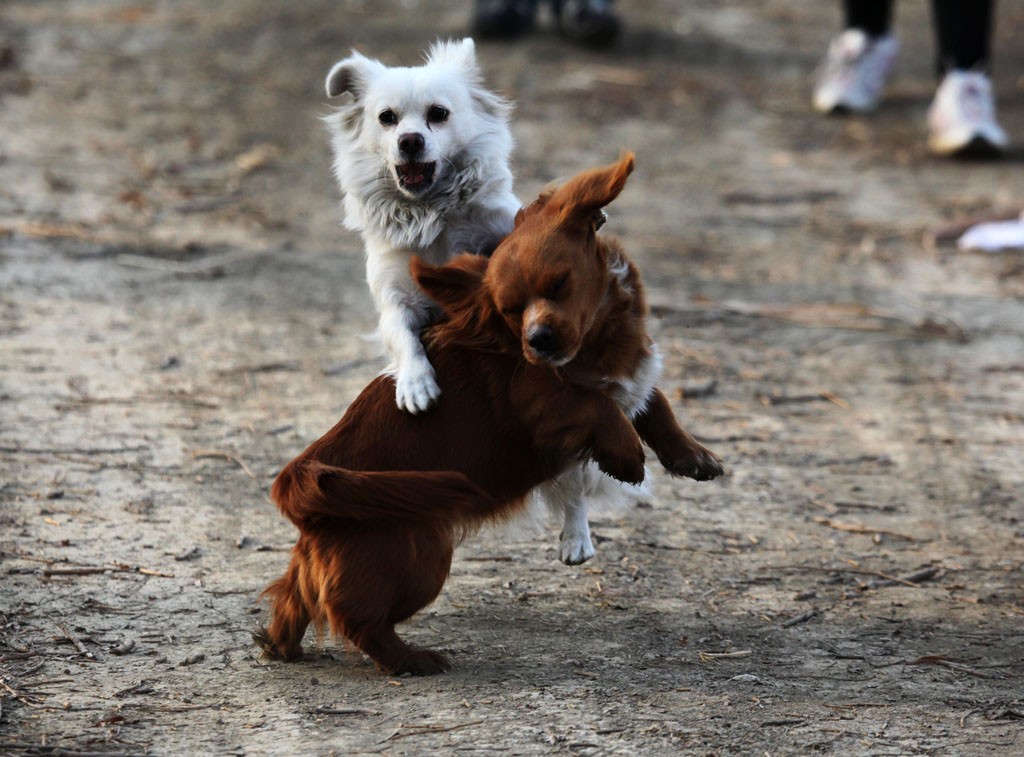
[
  {"x1": 590, "y1": 406, "x2": 646, "y2": 485},
  {"x1": 528, "y1": 388, "x2": 646, "y2": 485},
  {"x1": 632, "y1": 388, "x2": 723, "y2": 481}
]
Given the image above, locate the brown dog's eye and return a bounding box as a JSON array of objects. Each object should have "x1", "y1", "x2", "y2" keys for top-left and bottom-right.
[
  {"x1": 501, "y1": 305, "x2": 523, "y2": 318},
  {"x1": 378, "y1": 109, "x2": 398, "y2": 126},
  {"x1": 426, "y1": 105, "x2": 449, "y2": 124},
  {"x1": 549, "y1": 274, "x2": 568, "y2": 298}
]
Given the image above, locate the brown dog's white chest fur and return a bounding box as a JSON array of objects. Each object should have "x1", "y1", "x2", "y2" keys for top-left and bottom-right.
[{"x1": 599, "y1": 253, "x2": 663, "y2": 420}]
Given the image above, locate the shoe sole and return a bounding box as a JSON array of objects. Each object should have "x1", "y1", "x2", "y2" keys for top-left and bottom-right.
[
  {"x1": 813, "y1": 96, "x2": 877, "y2": 115},
  {"x1": 932, "y1": 135, "x2": 1005, "y2": 160}
]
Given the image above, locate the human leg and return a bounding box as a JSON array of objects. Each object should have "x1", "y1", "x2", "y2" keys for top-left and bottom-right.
[{"x1": 927, "y1": 0, "x2": 1007, "y2": 155}]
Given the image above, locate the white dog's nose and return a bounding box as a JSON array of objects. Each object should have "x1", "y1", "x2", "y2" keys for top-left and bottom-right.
[{"x1": 398, "y1": 132, "x2": 425, "y2": 157}]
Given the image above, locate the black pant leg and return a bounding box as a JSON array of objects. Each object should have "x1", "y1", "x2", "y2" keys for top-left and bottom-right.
[
  {"x1": 931, "y1": 0, "x2": 995, "y2": 74},
  {"x1": 843, "y1": 0, "x2": 894, "y2": 37}
]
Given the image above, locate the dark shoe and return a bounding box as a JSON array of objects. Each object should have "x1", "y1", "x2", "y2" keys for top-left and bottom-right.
[
  {"x1": 473, "y1": 0, "x2": 538, "y2": 40},
  {"x1": 556, "y1": 0, "x2": 621, "y2": 48}
]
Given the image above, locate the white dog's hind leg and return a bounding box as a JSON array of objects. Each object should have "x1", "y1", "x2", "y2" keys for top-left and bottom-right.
[
  {"x1": 559, "y1": 500, "x2": 595, "y2": 566},
  {"x1": 539, "y1": 461, "x2": 650, "y2": 566},
  {"x1": 537, "y1": 467, "x2": 595, "y2": 566}
]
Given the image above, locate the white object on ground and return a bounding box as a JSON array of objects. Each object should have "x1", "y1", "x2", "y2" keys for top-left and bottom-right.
[{"x1": 958, "y1": 211, "x2": 1024, "y2": 252}]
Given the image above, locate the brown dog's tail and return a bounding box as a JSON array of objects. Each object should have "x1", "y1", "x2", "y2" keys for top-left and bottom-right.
[{"x1": 271, "y1": 460, "x2": 499, "y2": 528}]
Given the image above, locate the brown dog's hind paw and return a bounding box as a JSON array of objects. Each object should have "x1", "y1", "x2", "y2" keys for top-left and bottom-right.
[
  {"x1": 388, "y1": 649, "x2": 452, "y2": 676},
  {"x1": 252, "y1": 626, "x2": 303, "y2": 661}
]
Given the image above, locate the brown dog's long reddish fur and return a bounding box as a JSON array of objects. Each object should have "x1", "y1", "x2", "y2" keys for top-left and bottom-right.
[{"x1": 256, "y1": 154, "x2": 722, "y2": 675}]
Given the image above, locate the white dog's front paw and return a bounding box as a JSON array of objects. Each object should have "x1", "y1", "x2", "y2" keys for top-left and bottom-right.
[
  {"x1": 395, "y1": 363, "x2": 441, "y2": 414},
  {"x1": 558, "y1": 528, "x2": 595, "y2": 566}
]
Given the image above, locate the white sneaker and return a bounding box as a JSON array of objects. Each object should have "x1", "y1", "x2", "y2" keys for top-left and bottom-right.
[
  {"x1": 813, "y1": 29, "x2": 899, "y2": 114},
  {"x1": 927, "y1": 70, "x2": 1008, "y2": 156}
]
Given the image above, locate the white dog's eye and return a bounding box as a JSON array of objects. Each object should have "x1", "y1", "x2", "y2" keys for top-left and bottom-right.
[
  {"x1": 426, "y1": 105, "x2": 449, "y2": 125},
  {"x1": 378, "y1": 109, "x2": 398, "y2": 126}
]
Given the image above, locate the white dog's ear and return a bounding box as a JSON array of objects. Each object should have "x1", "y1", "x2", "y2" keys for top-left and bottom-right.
[
  {"x1": 425, "y1": 38, "x2": 510, "y2": 118},
  {"x1": 411, "y1": 253, "x2": 487, "y2": 313},
  {"x1": 471, "y1": 86, "x2": 512, "y2": 119},
  {"x1": 325, "y1": 52, "x2": 380, "y2": 99},
  {"x1": 425, "y1": 38, "x2": 479, "y2": 74}
]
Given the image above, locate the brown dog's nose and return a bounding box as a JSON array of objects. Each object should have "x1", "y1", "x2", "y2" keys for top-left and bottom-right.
[
  {"x1": 398, "y1": 132, "x2": 425, "y2": 157},
  {"x1": 527, "y1": 324, "x2": 558, "y2": 355}
]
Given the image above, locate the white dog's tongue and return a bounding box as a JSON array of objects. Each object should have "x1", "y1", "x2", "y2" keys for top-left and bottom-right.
[{"x1": 403, "y1": 164, "x2": 427, "y2": 183}]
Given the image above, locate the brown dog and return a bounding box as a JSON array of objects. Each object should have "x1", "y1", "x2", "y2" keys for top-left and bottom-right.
[{"x1": 256, "y1": 154, "x2": 722, "y2": 675}]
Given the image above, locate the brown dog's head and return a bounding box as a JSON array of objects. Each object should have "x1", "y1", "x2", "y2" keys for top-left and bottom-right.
[
  {"x1": 487, "y1": 152, "x2": 634, "y2": 365},
  {"x1": 413, "y1": 153, "x2": 635, "y2": 364}
]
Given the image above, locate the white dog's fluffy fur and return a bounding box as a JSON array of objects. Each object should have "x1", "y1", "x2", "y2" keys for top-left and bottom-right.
[
  {"x1": 323, "y1": 38, "x2": 640, "y2": 565},
  {"x1": 323, "y1": 38, "x2": 520, "y2": 415}
]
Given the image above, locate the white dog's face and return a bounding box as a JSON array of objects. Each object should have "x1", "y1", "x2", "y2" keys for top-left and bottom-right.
[
  {"x1": 360, "y1": 68, "x2": 476, "y2": 196},
  {"x1": 326, "y1": 39, "x2": 510, "y2": 200}
]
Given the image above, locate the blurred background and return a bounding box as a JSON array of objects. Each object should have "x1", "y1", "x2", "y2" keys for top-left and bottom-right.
[{"x1": 2, "y1": 1, "x2": 1022, "y2": 286}]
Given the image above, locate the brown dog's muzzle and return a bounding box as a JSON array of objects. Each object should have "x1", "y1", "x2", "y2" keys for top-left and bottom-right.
[
  {"x1": 524, "y1": 320, "x2": 577, "y2": 366},
  {"x1": 526, "y1": 323, "x2": 559, "y2": 359}
]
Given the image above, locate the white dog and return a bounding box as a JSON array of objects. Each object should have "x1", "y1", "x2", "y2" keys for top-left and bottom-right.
[
  {"x1": 323, "y1": 39, "x2": 638, "y2": 565},
  {"x1": 324, "y1": 38, "x2": 520, "y2": 415}
]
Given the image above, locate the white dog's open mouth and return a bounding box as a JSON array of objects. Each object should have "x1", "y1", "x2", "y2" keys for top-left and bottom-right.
[{"x1": 395, "y1": 161, "x2": 436, "y2": 193}]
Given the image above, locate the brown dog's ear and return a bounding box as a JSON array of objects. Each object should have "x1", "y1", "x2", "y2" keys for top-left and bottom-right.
[
  {"x1": 411, "y1": 253, "x2": 487, "y2": 312},
  {"x1": 546, "y1": 152, "x2": 635, "y2": 229},
  {"x1": 513, "y1": 186, "x2": 558, "y2": 228}
]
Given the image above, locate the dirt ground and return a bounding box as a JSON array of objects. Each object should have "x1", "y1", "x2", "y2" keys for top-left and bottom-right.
[{"x1": 1, "y1": 1, "x2": 1023, "y2": 755}]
